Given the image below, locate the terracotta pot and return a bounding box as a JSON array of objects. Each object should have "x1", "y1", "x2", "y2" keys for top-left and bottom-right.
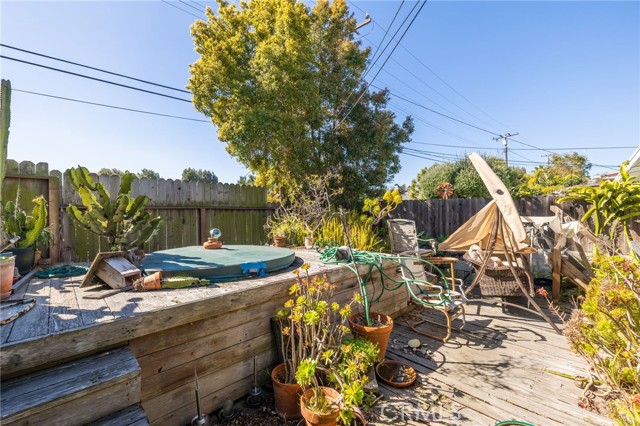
[
  {"x1": 135, "y1": 271, "x2": 162, "y2": 291},
  {"x1": 300, "y1": 387, "x2": 341, "y2": 426},
  {"x1": 273, "y1": 236, "x2": 287, "y2": 247},
  {"x1": 203, "y1": 237, "x2": 222, "y2": 249},
  {"x1": 349, "y1": 312, "x2": 394, "y2": 362},
  {"x1": 0, "y1": 255, "x2": 16, "y2": 300},
  {"x1": 271, "y1": 363, "x2": 302, "y2": 420}
]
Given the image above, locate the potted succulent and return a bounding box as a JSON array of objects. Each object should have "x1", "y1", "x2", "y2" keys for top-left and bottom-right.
[
  {"x1": 2, "y1": 193, "x2": 48, "y2": 275},
  {"x1": 272, "y1": 264, "x2": 355, "y2": 420}
]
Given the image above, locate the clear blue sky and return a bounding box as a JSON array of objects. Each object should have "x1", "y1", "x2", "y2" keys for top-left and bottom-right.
[{"x1": 1, "y1": 1, "x2": 638, "y2": 185}]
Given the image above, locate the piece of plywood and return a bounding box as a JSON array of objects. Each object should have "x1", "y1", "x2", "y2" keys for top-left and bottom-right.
[{"x1": 80, "y1": 251, "x2": 130, "y2": 288}]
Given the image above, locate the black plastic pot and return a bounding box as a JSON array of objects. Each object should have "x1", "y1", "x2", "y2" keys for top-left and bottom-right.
[{"x1": 10, "y1": 246, "x2": 35, "y2": 276}]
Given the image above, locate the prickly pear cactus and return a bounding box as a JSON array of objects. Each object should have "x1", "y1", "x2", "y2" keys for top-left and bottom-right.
[{"x1": 66, "y1": 166, "x2": 161, "y2": 251}]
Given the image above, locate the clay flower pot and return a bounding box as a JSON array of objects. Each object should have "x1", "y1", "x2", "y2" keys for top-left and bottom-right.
[
  {"x1": 0, "y1": 255, "x2": 16, "y2": 300},
  {"x1": 348, "y1": 312, "x2": 394, "y2": 362},
  {"x1": 273, "y1": 236, "x2": 287, "y2": 247},
  {"x1": 134, "y1": 271, "x2": 163, "y2": 291},
  {"x1": 203, "y1": 237, "x2": 222, "y2": 249},
  {"x1": 300, "y1": 386, "x2": 341, "y2": 426},
  {"x1": 271, "y1": 363, "x2": 302, "y2": 420}
]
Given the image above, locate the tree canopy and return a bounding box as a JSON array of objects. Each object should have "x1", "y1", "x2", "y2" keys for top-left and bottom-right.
[
  {"x1": 181, "y1": 168, "x2": 219, "y2": 184},
  {"x1": 138, "y1": 168, "x2": 161, "y2": 180},
  {"x1": 516, "y1": 152, "x2": 591, "y2": 197},
  {"x1": 189, "y1": 0, "x2": 413, "y2": 206},
  {"x1": 409, "y1": 156, "x2": 526, "y2": 199}
]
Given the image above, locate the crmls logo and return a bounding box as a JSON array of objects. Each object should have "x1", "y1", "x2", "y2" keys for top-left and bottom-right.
[{"x1": 378, "y1": 401, "x2": 464, "y2": 423}]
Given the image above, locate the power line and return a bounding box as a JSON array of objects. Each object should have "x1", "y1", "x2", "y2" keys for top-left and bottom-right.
[
  {"x1": 376, "y1": 83, "x2": 500, "y2": 137},
  {"x1": 0, "y1": 44, "x2": 190, "y2": 94},
  {"x1": 179, "y1": 0, "x2": 205, "y2": 14},
  {"x1": 349, "y1": 0, "x2": 510, "y2": 130},
  {"x1": 362, "y1": 0, "x2": 406, "y2": 79},
  {"x1": 161, "y1": 0, "x2": 203, "y2": 19},
  {"x1": 511, "y1": 146, "x2": 637, "y2": 151},
  {"x1": 339, "y1": 0, "x2": 427, "y2": 125},
  {"x1": 336, "y1": 0, "x2": 417, "y2": 120},
  {"x1": 13, "y1": 88, "x2": 209, "y2": 123},
  {"x1": 0, "y1": 55, "x2": 193, "y2": 103}
]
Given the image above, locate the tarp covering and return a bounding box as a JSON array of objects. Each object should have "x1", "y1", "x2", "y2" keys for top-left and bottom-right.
[{"x1": 439, "y1": 153, "x2": 534, "y2": 253}]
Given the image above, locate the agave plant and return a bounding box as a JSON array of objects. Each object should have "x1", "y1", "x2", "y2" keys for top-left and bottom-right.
[
  {"x1": 558, "y1": 162, "x2": 640, "y2": 253},
  {"x1": 66, "y1": 166, "x2": 161, "y2": 251}
]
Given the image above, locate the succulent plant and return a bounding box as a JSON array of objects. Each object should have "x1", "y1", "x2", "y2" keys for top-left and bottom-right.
[
  {"x1": 2, "y1": 193, "x2": 48, "y2": 248},
  {"x1": 66, "y1": 166, "x2": 161, "y2": 251}
]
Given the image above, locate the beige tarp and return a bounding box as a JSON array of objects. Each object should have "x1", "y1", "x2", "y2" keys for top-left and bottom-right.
[{"x1": 439, "y1": 153, "x2": 534, "y2": 253}]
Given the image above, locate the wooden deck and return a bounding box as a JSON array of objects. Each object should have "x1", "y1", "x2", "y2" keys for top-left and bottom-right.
[{"x1": 369, "y1": 302, "x2": 611, "y2": 426}]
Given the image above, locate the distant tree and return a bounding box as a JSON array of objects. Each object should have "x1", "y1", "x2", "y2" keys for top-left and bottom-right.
[
  {"x1": 516, "y1": 152, "x2": 591, "y2": 197},
  {"x1": 188, "y1": 0, "x2": 412, "y2": 207},
  {"x1": 237, "y1": 174, "x2": 256, "y2": 185},
  {"x1": 182, "y1": 168, "x2": 219, "y2": 184},
  {"x1": 138, "y1": 169, "x2": 160, "y2": 179},
  {"x1": 409, "y1": 156, "x2": 526, "y2": 199},
  {"x1": 98, "y1": 168, "x2": 124, "y2": 176}
]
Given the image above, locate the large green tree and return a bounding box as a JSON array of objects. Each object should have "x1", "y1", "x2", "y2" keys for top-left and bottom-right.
[
  {"x1": 516, "y1": 152, "x2": 591, "y2": 196},
  {"x1": 182, "y1": 168, "x2": 219, "y2": 184},
  {"x1": 409, "y1": 156, "x2": 526, "y2": 199},
  {"x1": 189, "y1": 0, "x2": 412, "y2": 205}
]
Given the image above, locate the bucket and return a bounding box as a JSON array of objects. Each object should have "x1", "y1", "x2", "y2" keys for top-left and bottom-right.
[{"x1": 1, "y1": 255, "x2": 16, "y2": 300}]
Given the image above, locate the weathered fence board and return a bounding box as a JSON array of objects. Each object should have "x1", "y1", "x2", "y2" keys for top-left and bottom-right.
[{"x1": 2, "y1": 160, "x2": 273, "y2": 262}]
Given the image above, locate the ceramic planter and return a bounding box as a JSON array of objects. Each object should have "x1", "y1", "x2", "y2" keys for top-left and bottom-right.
[
  {"x1": 0, "y1": 255, "x2": 16, "y2": 300},
  {"x1": 348, "y1": 312, "x2": 394, "y2": 362},
  {"x1": 300, "y1": 386, "x2": 341, "y2": 426},
  {"x1": 271, "y1": 363, "x2": 302, "y2": 420}
]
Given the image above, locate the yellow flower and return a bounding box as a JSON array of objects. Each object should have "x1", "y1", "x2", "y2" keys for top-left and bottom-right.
[
  {"x1": 282, "y1": 327, "x2": 290, "y2": 336},
  {"x1": 284, "y1": 299, "x2": 294, "y2": 308},
  {"x1": 301, "y1": 263, "x2": 310, "y2": 271},
  {"x1": 289, "y1": 284, "x2": 298, "y2": 295}
]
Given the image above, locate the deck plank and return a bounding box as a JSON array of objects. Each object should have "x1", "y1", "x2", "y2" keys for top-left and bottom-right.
[
  {"x1": 0, "y1": 274, "x2": 32, "y2": 344},
  {"x1": 370, "y1": 302, "x2": 612, "y2": 426},
  {"x1": 7, "y1": 278, "x2": 52, "y2": 342},
  {"x1": 48, "y1": 276, "x2": 83, "y2": 333}
]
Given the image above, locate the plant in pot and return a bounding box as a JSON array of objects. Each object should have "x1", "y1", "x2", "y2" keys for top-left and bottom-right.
[
  {"x1": 295, "y1": 337, "x2": 379, "y2": 426},
  {"x1": 2, "y1": 193, "x2": 48, "y2": 275},
  {"x1": 272, "y1": 263, "x2": 355, "y2": 420},
  {"x1": 335, "y1": 210, "x2": 394, "y2": 363}
]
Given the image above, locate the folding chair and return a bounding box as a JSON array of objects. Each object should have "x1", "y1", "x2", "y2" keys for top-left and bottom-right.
[{"x1": 387, "y1": 219, "x2": 436, "y2": 259}]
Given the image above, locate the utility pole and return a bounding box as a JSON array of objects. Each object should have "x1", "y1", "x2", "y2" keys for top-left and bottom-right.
[{"x1": 493, "y1": 132, "x2": 518, "y2": 167}]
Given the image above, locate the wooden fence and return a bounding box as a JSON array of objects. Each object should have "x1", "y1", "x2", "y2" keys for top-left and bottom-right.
[
  {"x1": 390, "y1": 196, "x2": 639, "y2": 253},
  {"x1": 2, "y1": 160, "x2": 273, "y2": 262}
]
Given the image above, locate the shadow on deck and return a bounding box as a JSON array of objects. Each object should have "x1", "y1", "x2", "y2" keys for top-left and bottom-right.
[{"x1": 368, "y1": 301, "x2": 611, "y2": 426}]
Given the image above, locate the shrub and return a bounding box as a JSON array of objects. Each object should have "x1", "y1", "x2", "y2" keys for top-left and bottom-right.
[{"x1": 565, "y1": 254, "x2": 639, "y2": 424}]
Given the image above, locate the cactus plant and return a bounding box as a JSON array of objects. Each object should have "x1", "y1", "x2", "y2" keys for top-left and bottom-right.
[
  {"x1": 66, "y1": 166, "x2": 161, "y2": 251},
  {"x1": 2, "y1": 192, "x2": 48, "y2": 248}
]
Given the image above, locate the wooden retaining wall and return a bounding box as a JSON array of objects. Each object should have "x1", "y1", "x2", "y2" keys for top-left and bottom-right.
[
  {"x1": 1, "y1": 160, "x2": 273, "y2": 262},
  {"x1": 130, "y1": 261, "x2": 407, "y2": 426},
  {"x1": 0, "y1": 255, "x2": 408, "y2": 426}
]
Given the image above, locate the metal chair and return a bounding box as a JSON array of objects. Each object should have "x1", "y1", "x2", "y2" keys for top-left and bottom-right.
[
  {"x1": 398, "y1": 255, "x2": 466, "y2": 342},
  {"x1": 387, "y1": 219, "x2": 436, "y2": 259}
]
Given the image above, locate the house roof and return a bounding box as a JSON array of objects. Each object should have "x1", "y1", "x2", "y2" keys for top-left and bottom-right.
[{"x1": 625, "y1": 147, "x2": 640, "y2": 180}]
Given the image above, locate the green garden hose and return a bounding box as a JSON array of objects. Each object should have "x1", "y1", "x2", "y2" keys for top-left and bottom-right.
[
  {"x1": 495, "y1": 421, "x2": 534, "y2": 426},
  {"x1": 34, "y1": 265, "x2": 89, "y2": 278},
  {"x1": 316, "y1": 243, "x2": 454, "y2": 325}
]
